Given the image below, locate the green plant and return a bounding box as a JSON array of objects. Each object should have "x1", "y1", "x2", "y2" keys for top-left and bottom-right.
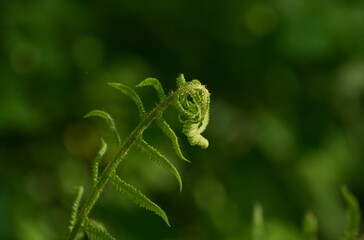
[
  {"x1": 249, "y1": 186, "x2": 362, "y2": 240},
  {"x1": 341, "y1": 186, "x2": 361, "y2": 240},
  {"x1": 64, "y1": 74, "x2": 210, "y2": 240}
]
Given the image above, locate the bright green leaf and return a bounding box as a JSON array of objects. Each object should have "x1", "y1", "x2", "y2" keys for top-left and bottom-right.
[
  {"x1": 84, "y1": 110, "x2": 121, "y2": 147},
  {"x1": 108, "y1": 82, "x2": 145, "y2": 117},
  {"x1": 137, "y1": 138, "x2": 182, "y2": 191},
  {"x1": 110, "y1": 173, "x2": 170, "y2": 226}
]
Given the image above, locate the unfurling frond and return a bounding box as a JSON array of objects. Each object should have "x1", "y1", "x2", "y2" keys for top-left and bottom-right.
[
  {"x1": 174, "y1": 74, "x2": 210, "y2": 149},
  {"x1": 176, "y1": 73, "x2": 186, "y2": 87},
  {"x1": 84, "y1": 219, "x2": 116, "y2": 240},
  {"x1": 84, "y1": 110, "x2": 121, "y2": 147},
  {"x1": 303, "y1": 212, "x2": 318, "y2": 240},
  {"x1": 341, "y1": 186, "x2": 361, "y2": 240},
  {"x1": 137, "y1": 138, "x2": 182, "y2": 191},
  {"x1": 92, "y1": 138, "x2": 108, "y2": 187},
  {"x1": 252, "y1": 203, "x2": 265, "y2": 240},
  {"x1": 66, "y1": 74, "x2": 211, "y2": 240},
  {"x1": 68, "y1": 186, "x2": 84, "y2": 233},
  {"x1": 110, "y1": 173, "x2": 170, "y2": 226},
  {"x1": 156, "y1": 118, "x2": 189, "y2": 162},
  {"x1": 108, "y1": 82, "x2": 146, "y2": 117},
  {"x1": 137, "y1": 77, "x2": 166, "y2": 101},
  {"x1": 182, "y1": 122, "x2": 209, "y2": 149}
]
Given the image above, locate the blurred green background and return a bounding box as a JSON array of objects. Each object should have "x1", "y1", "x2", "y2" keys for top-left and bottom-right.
[{"x1": 1, "y1": 0, "x2": 364, "y2": 239}]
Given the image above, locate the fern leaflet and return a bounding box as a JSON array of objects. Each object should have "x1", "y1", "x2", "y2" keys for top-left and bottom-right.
[
  {"x1": 84, "y1": 219, "x2": 116, "y2": 240},
  {"x1": 92, "y1": 138, "x2": 107, "y2": 187},
  {"x1": 67, "y1": 186, "x2": 84, "y2": 233},
  {"x1": 108, "y1": 82, "x2": 146, "y2": 117},
  {"x1": 137, "y1": 77, "x2": 166, "y2": 101},
  {"x1": 156, "y1": 117, "x2": 189, "y2": 162},
  {"x1": 84, "y1": 110, "x2": 121, "y2": 147},
  {"x1": 137, "y1": 138, "x2": 182, "y2": 191},
  {"x1": 109, "y1": 173, "x2": 170, "y2": 226}
]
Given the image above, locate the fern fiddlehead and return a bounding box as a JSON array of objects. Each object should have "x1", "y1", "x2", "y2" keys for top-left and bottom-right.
[{"x1": 65, "y1": 74, "x2": 210, "y2": 240}]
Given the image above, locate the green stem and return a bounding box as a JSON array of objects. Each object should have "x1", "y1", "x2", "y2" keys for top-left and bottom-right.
[{"x1": 66, "y1": 85, "x2": 193, "y2": 240}]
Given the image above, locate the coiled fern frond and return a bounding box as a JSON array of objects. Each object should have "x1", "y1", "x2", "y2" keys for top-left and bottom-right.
[
  {"x1": 175, "y1": 74, "x2": 210, "y2": 149},
  {"x1": 65, "y1": 74, "x2": 210, "y2": 240}
]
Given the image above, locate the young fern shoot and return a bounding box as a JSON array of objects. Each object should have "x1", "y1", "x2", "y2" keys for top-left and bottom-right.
[{"x1": 65, "y1": 74, "x2": 210, "y2": 240}]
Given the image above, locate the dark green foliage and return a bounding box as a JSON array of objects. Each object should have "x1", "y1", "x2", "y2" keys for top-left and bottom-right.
[
  {"x1": 341, "y1": 186, "x2": 361, "y2": 240},
  {"x1": 3, "y1": 1, "x2": 364, "y2": 239},
  {"x1": 250, "y1": 188, "x2": 362, "y2": 240}
]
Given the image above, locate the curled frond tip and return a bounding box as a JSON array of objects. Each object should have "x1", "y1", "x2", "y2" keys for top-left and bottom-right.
[{"x1": 175, "y1": 74, "x2": 210, "y2": 149}]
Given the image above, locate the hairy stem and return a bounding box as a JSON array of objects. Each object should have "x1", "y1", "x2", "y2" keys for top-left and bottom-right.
[{"x1": 66, "y1": 84, "x2": 196, "y2": 240}]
